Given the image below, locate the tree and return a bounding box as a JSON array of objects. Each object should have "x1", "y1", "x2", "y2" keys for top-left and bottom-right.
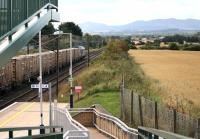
[
  {"x1": 83, "y1": 33, "x2": 105, "y2": 48},
  {"x1": 41, "y1": 23, "x2": 55, "y2": 35},
  {"x1": 59, "y1": 22, "x2": 83, "y2": 36},
  {"x1": 106, "y1": 39, "x2": 129, "y2": 54}
]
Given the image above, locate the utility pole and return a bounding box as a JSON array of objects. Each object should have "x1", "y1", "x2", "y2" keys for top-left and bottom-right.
[{"x1": 86, "y1": 36, "x2": 90, "y2": 67}]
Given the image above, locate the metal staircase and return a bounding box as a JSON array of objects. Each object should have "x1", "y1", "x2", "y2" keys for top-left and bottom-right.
[{"x1": 0, "y1": 0, "x2": 60, "y2": 67}]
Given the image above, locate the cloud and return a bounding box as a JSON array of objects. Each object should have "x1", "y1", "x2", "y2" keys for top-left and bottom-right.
[{"x1": 58, "y1": 0, "x2": 200, "y2": 25}]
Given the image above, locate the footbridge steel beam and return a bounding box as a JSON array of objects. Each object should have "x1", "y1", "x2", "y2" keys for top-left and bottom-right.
[{"x1": 0, "y1": 9, "x2": 59, "y2": 68}]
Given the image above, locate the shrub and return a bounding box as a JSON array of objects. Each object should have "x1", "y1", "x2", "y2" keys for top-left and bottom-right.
[
  {"x1": 169, "y1": 42, "x2": 179, "y2": 50},
  {"x1": 106, "y1": 39, "x2": 129, "y2": 54},
  {"x1": 140, "y1": 45, "x2": 159, "y2": 50},
  {"x1": 129, "y1": 44, "x2": 137, "y2": 49},
  {"x1": 182, "y1": 44, "x2": 200, "y2": 51}
]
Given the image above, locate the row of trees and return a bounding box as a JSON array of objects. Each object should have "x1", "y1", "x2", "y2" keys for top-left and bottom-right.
[
  {"x1": 41, "y1": 22, "x2": 83, "y2": 36},
  {"x1": 162, "y1": 34, "x2": 200, "y2": 44},
  {"x1": 39, "y1": 22, "x2": 105, "y2": 50}
]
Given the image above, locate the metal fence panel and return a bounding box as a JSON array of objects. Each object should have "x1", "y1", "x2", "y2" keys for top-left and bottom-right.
[
  {"x1": 157, "y1": 104, "x2": 174, "y2": 132},
  {"x1": 0, "y1": 0, "x2": 9, "y2": 37},
  {"x1": 123, "y1": 89, "x2": 132, "y2": 122},
  {"x1": 176, "y1": 112, "x2": 198, "y2": 137},
  {"x1": 121, "y1": 87, "x2": 198, "y2": 138},
  {"x1": 132, "y1": 93, "x2": 140, "y2": 126},
  {"x1": 141, "y1": 97, "x2": 155, "y2": 128}
]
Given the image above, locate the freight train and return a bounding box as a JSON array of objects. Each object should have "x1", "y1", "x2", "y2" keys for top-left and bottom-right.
[{"x1": 0, "y1": 48, "x2": 86, "y2": 91}]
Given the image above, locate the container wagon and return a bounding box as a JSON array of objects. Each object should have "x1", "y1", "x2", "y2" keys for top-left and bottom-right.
[{"x1": 0, "y1": 48, "x2": 86, "y2": 91}]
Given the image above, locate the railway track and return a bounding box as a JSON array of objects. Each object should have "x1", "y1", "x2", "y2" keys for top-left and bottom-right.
[{"x1": 0, "y1": 49, "x2": 103, "y2": 109}]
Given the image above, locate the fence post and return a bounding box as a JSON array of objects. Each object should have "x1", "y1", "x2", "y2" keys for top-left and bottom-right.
[
  {"x1": 120, "y1": 81, "x2": 123, "y2": 119},
  {"x1": 139, "y1": 95, "x2": 143, "y2": 126},
  {"x1": 173, "y1": 109, "x2": 177, "y2": 133},
  {"x1": 130, "y1": 91, "x2": 133, "y2": 126},
  {"x1": 196, "y1": 118, "x2": 200, "y2": 139},
  {"x1": 120, "y1": 75, "x2": 125, "y2": 120},
  {"x1": 154, "y1": 102, "x2": 158, "y2": 129}
]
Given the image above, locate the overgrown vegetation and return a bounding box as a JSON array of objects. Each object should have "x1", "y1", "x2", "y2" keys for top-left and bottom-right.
[{"x1": 58, "y1": 39, "x2": 161, "y2": 116}]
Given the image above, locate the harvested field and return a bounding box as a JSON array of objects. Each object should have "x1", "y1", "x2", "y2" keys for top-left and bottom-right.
[{"x1": 129, "y1": 50, "x2": 200, "y2": 106}]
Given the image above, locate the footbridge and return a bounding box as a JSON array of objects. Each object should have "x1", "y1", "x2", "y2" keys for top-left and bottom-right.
[{"x1": 0, "y1": 0, "x2": 59, "y2": 67}]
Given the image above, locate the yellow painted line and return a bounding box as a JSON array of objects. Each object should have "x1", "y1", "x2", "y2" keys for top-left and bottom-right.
[{"x1": 0, "y1": 102, "x2": 35, "y2": 127}]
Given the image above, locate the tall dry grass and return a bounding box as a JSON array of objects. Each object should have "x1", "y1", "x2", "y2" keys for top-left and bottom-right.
[{"x1": 129, "y1": 50, "x2": 200, "y2": 117}]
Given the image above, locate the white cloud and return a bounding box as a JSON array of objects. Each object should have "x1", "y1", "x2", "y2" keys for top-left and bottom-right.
[{"x1": 58, "y1": 0, "x2": 200, "y2": 25}]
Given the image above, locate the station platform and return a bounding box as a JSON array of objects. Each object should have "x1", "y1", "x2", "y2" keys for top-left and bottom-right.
[
  {"x1": 0, "y1": 102, "x2": 109, "y2": 139},
  {"x1": 0, "y1": 102, "x2": 67, "y2": 138}
]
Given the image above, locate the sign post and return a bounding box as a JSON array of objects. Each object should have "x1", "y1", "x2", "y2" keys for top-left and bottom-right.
[
  {"x1": 75, "y1": 86, "x2": 83, "y2": 100},
  {"x1": 31, "y1": 83, "x2": 49, "y2": 134},
  {"x1": 48, "y1": 83, "x2": 52, "y2": 131}
]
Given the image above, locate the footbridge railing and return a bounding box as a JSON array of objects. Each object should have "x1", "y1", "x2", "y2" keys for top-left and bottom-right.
[
  {"x1": 68, "y1": 108, "x2": 138, "y2": 139},
  {"x1": 138, "y1": 126, "x2": 193, "y2": 139},
  {"x1": 52, "y1": 106, "x2": 89, "y2": 139},
  {"x1": 0, "y1": 126, "x2": 63, "y2": 139}
]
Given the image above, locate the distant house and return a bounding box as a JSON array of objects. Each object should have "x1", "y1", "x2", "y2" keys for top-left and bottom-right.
[
  {"x1": 132, "y1": 40, "x2": 141, "y2": 45},
  {"x1": 160, "y1": 42, "x2": 168, "y2": 48}
]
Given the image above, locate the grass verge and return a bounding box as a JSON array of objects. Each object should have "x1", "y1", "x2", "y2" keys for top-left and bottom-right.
[
  {"x1": 75, "y1": 91, "x2": 120, "y2": 117},
  {"x1": 58, "y1": 40, "x2": 162, "y2": 117}
]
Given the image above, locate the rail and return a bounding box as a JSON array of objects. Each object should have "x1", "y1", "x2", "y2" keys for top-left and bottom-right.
[
  {"x1": 138, "y1": 126, "x2": 193, "y2": 139},
  {"x1": 52, "y1": 106, "x2": 89, "y2": 139},
  {"x1": 69, "y1": 108, "x2": 138, "y2": 139},
  {"x1": 0, "y1": 0, "x2": 58, "y2": 40},
  {"x1": 0, "y1": 126, "x2": 63, "y2": 139}
]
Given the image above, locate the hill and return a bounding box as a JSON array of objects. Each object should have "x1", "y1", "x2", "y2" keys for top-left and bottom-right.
[{"x1": 79, "y1": 19, "x2": 200, "y2": 35}]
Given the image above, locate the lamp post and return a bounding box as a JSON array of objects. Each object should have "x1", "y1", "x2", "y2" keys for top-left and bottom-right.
[
  {"x1": 69, "y1": 33, "x2": 73, "y2": 108},
  {"x1": 38, "y1": 31, "x2": 45, "y2": 134},
  {"x1": 54, "y1": 31, "x2": 73, "y2": 108}
]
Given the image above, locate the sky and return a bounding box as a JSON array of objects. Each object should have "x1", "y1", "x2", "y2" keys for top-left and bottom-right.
[{"x1": 58, "y1": 0, "x2": 200, "y2": 25}]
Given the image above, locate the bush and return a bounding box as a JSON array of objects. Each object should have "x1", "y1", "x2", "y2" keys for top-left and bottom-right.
[
  {"x1": 129, "y1": 44, "x2": 137, "y2": 49},
  {"x1": 169, "y1": 42, "x2": 179, "y2": 50},
  {"x1": 182, "y1": 44, "x2": 200, "y2": 51},
  {"x1": 140, "y1": 45, "x2": 159, "y2": 50}
]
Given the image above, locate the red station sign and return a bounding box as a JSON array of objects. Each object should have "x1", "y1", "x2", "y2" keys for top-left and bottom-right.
[{"x1": 75, "y1": 86, "x2": 83, "y2": 94}]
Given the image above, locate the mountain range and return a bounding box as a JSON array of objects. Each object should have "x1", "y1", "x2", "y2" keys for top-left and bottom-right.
[{"x1": 79, "y1": 18, "x2": 200, "y2": 35}]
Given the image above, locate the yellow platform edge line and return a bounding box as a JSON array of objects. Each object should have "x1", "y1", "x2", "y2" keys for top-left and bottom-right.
[{"x1": 0, "y1": 102, "x2": 35, "y2": 127}]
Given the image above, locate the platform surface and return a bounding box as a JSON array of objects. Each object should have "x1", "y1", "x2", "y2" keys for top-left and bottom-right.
[
  {"x1": 0, "y1": 102, "x2": 110, "y2": 139},
  {"x1": 0, "y1": 102, "x2": 67, "y2": 138}
]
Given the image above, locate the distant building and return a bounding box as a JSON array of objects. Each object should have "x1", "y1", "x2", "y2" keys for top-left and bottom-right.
[
  {"x1": 131, "y1": 36, "x2": 155, "y2": 44},
  {"x1": 160, "y1": 42, "x2": 168, "y2": 48}
]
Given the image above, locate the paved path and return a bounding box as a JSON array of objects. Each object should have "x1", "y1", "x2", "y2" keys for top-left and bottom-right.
[{"x1": 88, "y1": 128, "x2": 109, "y2": 139}]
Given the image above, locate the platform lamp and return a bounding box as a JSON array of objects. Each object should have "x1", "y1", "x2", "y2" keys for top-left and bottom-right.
[{"x1": 53, "y1": 31, "x2": 73, "y2": 108}]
